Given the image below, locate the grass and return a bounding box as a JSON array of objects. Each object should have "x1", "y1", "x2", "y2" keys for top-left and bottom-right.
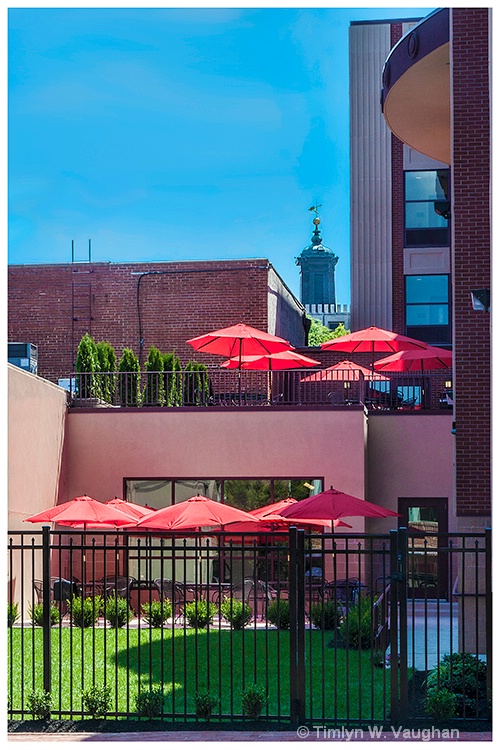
[{"x1": 8, "y1": 627, "x2": 388, "y2": 722}]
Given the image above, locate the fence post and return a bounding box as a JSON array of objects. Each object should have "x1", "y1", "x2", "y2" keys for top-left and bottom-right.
[
  {"x1": 397, "y1": 527, "x2": 408, "y2": 722},
  {"x1": 42, "y1": 525, "x2": 52, "y2": 695},
  {"x1": 389, "y1": 529, "x2": 399, "y2": 723},
  {"x1": 296, "y1": 529, "x2": 306, "y2": 725},
  {"x1": 289, "y1": 527, "x2": 298, "y2": 725},
  {"x1": 485, "y1": 528, "x2": 492, "y2": 698}
]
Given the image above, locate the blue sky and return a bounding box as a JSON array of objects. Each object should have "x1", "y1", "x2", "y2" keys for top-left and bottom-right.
[{"x1": 8, "y1": 4, "x2": 433, "y2": 304}]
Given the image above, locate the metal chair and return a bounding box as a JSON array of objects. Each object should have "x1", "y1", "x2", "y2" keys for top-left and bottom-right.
[
  {"x1": 100, "y1": 576, "x2": 135, "y2": 602},
  {"x1": 153, "y1": 579, "x2": 186, "y2": 619}
]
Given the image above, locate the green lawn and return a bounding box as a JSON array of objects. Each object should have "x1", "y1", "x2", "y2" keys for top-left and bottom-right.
[{"x1": 8, "y1": 627, "x2": 388, "y2": 722}]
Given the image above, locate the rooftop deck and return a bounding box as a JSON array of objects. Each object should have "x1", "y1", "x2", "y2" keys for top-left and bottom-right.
[{"x1": 68, "y1": 368, "x2": 453, "y2": 411}]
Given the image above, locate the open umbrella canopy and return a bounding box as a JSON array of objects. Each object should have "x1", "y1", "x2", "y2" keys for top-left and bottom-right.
[
  {"x1": 104, "y1": 497, "x2": 155, "y2": 520},
  {"x1": 374, "y1": 346, "x2": 453, "y2": 373},
  {"x1": 186, "y1": 323, "x2": 291, "y2": 360},
  {"x1": 133, "y1": 494, "x2": 260, "y2": 532},
  {"x1": 279, "y1": 487, "x2": 399, "y2": 522},
  {"x1": 24, "y1": 495, "x2": 135, "y2": 529},
  {"x1": 220, "y1": 350, "x2": 321, "y2": 371},
  {"x1": 320, "y1": 326, "x2": 428, "y2": 354},
  {"x1": 301, "y1": 359, "x2": 389, "y2": 382}
]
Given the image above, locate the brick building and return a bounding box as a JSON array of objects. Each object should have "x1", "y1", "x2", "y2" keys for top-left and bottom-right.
[
  {"x1": 351, "y1": 8, "x2": 491, "y2": 523},
  {"x1": 8, "y1": 258, "x2": 306, "y2": 383}
]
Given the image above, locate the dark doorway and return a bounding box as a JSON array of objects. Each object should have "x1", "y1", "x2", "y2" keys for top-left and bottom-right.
[{"x1": 399, "y1": 498, "x2": 448, "y2": 599}]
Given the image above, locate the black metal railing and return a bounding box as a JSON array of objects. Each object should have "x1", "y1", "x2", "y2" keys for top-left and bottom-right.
[
  {"x1": 8, "y1": 527, "x2": 490, "y2": 728},
  {"x1": 67, "y1": 369, "x2": 454, "y2": 411}
]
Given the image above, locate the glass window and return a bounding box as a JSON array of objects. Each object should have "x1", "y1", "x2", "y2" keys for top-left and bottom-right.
[
  {"x1": 126, "y1": 479, "x2": 172, "y2": 510},
  {"x1": 406, "y1": 275, "x2": 448, "y2": 304},
  {"x1": 405, "y1": 169, "x2": 450, "y2": 247},
  {"x1": 406, "y1": 304, "x2": 449, "y2": 326}
]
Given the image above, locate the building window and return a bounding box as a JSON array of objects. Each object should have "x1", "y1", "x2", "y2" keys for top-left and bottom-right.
[
  {"x1": 404, "y1": 170, "x2": 450, "y2": 247},
  {"x1": 405, "y1": 274, "x2": 451, "y2": 345}
]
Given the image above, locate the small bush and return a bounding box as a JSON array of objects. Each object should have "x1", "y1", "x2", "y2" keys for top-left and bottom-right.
[
  {"x1": 242, "y1": 684, "x2": 267, "y2": 720},
  {"x1": 220, "y1": 597, "x2": 252, "y2": 629},
  {"x1": 141, "y1": 599, "x2": 172, "y2": 627},
  {"x1": 425, "y1": 652, "x2": 488, "y2": 717},
  {"x1": 8, "y1": 602, "x2": 19, "y2": 627},
  {"x1": 27, "y1": 689, "x2": 52, "y2": 720},
  {"x1": 29, "y1": 602, "x2": 61, "y2": 627},
  {"x1": 135, "y1": 687, "x2": 165, "y2": 719},
  {"x1": 266, "y1": 598, "x2": 290, "y2": 630},
  {"x1": 183, "y1": 598, "x2": 217, "y2": 629},
  {"x1": 68, "y1": 595, "x2": 103, "y2": 628},
  {"x1": 338, "y1": 594, "x2": 375, "y2": 649},
  {"x1": 104, "y1": 595, "x2": 134, "y2": 628},
  {"x1": 424, "y1": 688, "x2": 457, "y2": 721},
  {"x1": 82, "y1": 684, "x2": 112, "y2": 719},
  {"x1": 195, "y1": 692, "x2": 219, "y2": 721},
  {"x1": 309, "y1": 599, "x2": 343, "y2": 630}
]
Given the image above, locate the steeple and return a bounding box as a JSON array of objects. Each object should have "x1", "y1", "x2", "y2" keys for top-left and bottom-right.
[{"x1": 296, "y1": 207, "x2": 339, "y2": 306}]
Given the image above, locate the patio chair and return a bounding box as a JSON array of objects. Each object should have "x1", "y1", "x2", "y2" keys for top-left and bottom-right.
[
  {"x1": 32, "y1": 580, "x2": 44, "y2": 604},
  {"x1": 51, "y1": 577, "x2": 80, "y2": 615},
  {"x1": 153, "y1": 579, "x2": 186, "y2": 619},
  {"x1": 100, "y1": 575, "x2": 136, "y2": 602},
  {"x1": 229, "y1": 578, "x2": 276, "y2": 620}
]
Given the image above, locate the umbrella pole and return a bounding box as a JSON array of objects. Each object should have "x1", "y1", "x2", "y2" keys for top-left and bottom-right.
[{"x1": 238, "y1": 339, "x2": 243, "y2": 406}]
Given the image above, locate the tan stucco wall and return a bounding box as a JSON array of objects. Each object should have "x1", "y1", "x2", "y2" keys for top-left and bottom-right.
[
  {"x1": 365, "y1": 412, "x2": 454, "y2": 534},
  {"x1": 8, "y1": 365, "x2": 67, "y2": 531}
]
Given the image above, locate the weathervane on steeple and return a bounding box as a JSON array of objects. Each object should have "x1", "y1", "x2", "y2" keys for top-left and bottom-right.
[{"x1": 308, "y1": 203, "x2": 322, "y2": 217}]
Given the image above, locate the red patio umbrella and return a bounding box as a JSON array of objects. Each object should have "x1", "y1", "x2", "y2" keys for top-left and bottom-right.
[
  {"x1": 187, "y1": 323, "x2": 293, "y2": 403},
  {"x1": 300, "y1": 360, "x2": 389, "y2": 382},
  {"x1": 278, "y1": 487, "x2": 399, "y2": 524},
  {"x1": 24, "y1": 495, "x2": 135, "y2": 530},
  {"x1": 221, "y1": 496, "x2": 352, "y2": 535},
  {"x1": 104, "y1": 497, "x2": 155, "y2": 520},
  {"x1": 187, "y1": 323, "x2": 291, "y2": 361},
  {"x1": 220, "y1": 350, "x2": 321, "y2": 371},
  {"x1": 373, "y1": 346, "x2": 452, "y2": 373},
  {"x1": 133, "y1": 494, "x2": 261, "y2": 532},
  {"x1": 320, "y1": 326, "x2": 427, "y2": 372}
]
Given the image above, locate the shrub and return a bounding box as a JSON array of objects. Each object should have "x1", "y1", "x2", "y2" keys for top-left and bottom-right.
[
  {"x1": 27, "y1": 689, "x2": 52, "y2": 720},
  {"x1": 8, "y1": 602, "x2": 19, "y2": 627},
  {"x1": 104, "y1": 595, "x2": 134, "y2": 628},
  {"x1": 135, "y1": 687, "x2": 165, "y2": 719},
  {"x1": 29, "y1": 602, "x2": 61, "y2": 627},
  {"x1": 338, "y1": 594, "x2": 375, "y2": 649},
  {"x1": 68, "y1": 595, "x2": 103, "y2": 628},
  {"x1": 96, "y1": 340, "x2": 117, "y2": 402},
  {"x1": 309, "y1": 599, "x2": 343, "y2": 630},
  {"x1": 118, "y1": 348, "x2": 141, "y2": 406},
  {"x1": 141, "y1": 599, "x2": 172, "y2": 628},
  {"x1": 75, "y1": 333, "x2": 100, "y2": 399},
  {"x1": 163, "y1": 352, "x2": 182, "y2": 406},
  {"x1": 183, "y1": 598, "x2": 217, "y2": 629},
  {"x1": 220, "y1": 598, "x2": 252, "y2": 629},
  {"x1": 144, "y1": 346, "x2": 166, "y2": 406},
  {"x1": 195, "y1": 692, "x2": 219, "y2": 721},
  {"x1": 82, "y1": 684, "x2": 112, "y2": 719},
  {"x1": 425, "y1": 652, "x2": 488, "y2": 717},
  {"x1": 424, "y1": 688, "x2": 457, "y2": 721},
  {"x1": 242, "y1": 685, "x2": 267, "y2": 720},
  {"x1": 266, "y1": 598, "x2": 290, "y2": 630}
]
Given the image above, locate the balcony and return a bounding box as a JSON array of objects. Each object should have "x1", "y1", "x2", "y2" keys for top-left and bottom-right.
[
  {"x1": 67, "y1": 368, "x2": 453, "y2": 412},
  {"x1": 381, "y1": 8, "x2": 450, "y2": 164}
]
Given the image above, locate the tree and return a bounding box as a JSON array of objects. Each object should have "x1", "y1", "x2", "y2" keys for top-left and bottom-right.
[
  {"x1": 306, "y1": 317, "x2": 349, "y2": 346},
  {"x1": 75, "y1": 333, "x2": 100, "y2": 399},
  {"x1": 96, "y1": 341, "x2": 117, "y2": 403},
  {"x1": 144, "y1": 346, "x2": 165, "y2": 406},
  {"x1": 118, "y1": 348, "x2": 141, "y2": 406},
  {"x1": 163, "y1": 352, "x2": 182, "y2": 406}
]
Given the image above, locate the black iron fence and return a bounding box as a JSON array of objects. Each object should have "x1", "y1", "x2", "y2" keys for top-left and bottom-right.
[
  {"x1": 67, "y1": 369, "x2": 454, "y2": 411},
  {"x1": 8, "y1": 528, "x2": 490, "y2": 728}
]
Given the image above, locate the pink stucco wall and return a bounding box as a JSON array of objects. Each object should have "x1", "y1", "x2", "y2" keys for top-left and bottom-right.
[
  {"x1": 8, "y1": 365, "x2": 67, "y2": 531},
  {"x1": 61, "y1": 407, "x2": 368, "y2": 508},
  {"x1": 365, "y1": 412, "x2": 454, "y2": 533}
]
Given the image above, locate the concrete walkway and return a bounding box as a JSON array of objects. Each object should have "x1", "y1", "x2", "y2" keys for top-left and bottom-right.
[{"x1": 7, "y1": 729, "x2": 492, "y2": 742}]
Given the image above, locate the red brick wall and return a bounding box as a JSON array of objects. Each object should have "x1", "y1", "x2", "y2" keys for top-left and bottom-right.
[
  {"x1": 390, "y1": 23, "x2": 406, "y2": 336},
  {"x1": 452, "y1": 8, "x2": 491, "y2": 515},
  {"x1": 8, "y1": 259, "x2": 303, "y2": 382}
]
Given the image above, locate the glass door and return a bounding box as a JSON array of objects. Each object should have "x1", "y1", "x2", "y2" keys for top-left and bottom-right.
[{"x1": 399, "y1": 498, "x2": 448, "y2": 599}]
